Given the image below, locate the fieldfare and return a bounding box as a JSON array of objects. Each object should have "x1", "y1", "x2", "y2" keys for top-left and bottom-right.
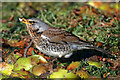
[{"x1": 19, "y1": 18, "x2": 109, "y2": 58}]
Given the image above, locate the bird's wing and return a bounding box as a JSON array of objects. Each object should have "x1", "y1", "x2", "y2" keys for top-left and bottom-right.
[{"x1": 41, "y1": 27, "x2": 89, "y2": 45}]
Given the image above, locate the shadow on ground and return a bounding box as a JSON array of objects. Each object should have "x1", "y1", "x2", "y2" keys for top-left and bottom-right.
[{"x1": 58, "y1": 49, "x2": 115, "y2": 63}]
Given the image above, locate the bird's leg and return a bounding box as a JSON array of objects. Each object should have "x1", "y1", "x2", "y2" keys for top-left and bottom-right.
[
  {"x1": 24, "y1": 40, "x2": 33, "y2": 57},
  {"x1": 47, "y1": 57, "x2": 58, "y2": 63}
]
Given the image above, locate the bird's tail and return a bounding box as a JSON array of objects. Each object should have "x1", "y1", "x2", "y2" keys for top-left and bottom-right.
[
  {"x1": 77, "y1": 44, "x2": 110, "y2": 54},
  {"x1": 87, "y1": 45, "x2": 110, "y2": 54},
  {"x1": 75, "y1": 42, "x2": 115, "y2": 59}
]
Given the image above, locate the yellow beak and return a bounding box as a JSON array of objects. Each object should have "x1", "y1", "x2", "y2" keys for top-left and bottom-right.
[{"x1": 19, "y1": 18, "x2": 31, "y2": 24}]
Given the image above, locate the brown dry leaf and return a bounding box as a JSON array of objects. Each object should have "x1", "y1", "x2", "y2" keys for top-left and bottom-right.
[
  {"x1": 67, "y1": 61, "x2": 80, "y2": 70},
  {"x1": 0, "y1": 62, "x2": 7, "y2": 68},
  {"x1": 2, "y1": 50, "x2": 9, "y2": 59},
  {"x1": 80, "y1": 6, "x2": 98, "y2": 16},
  {"x1": 38, "y1": 52, "x2": 51, "y2": 60},
  {"x1": 44, "y1": 56, "x2": 51, "y2": 60},
  {"x1": 113, "y1": 34, "x2": 119, "y2": 37},
  {"x1": 89, "y1": 55, "x2": 99, "y2": 62},
  {"x1": 71, "y1": 9, "x2": 81, "y2": 16},
  {"x1": 38, "y1": 52, "x2": 45, "y2": 57},
  {"x1": 97, "y1": 56, "x2": 103, "y2": 61},
  {"x1": 94, "y1": 41, "x2": 103, "y2": 47},
  {"x1": 8, "y1": 23, "x2": 14, "y2": 27},
  {"x1": 2, "y1": 20, "x2": 7, "y2": 23},
  {"x1": 73, "y1": 6, "x2": 96, "y2": 17},
  {"x1": 7, "y1": 40, "x2": 19, "y2": 47},
  {"x1": 27, "y1": 47, "x2": 37, "y2": 56},
  {"x1": 16, "y1": 41, "x2": 28, "y2": 48},
  {"x1": 96, "y1": 42, "x2": 103, "y2": 47},
  {"x1": 16, "y1": 49, "x2": 25, "y2": 55}
]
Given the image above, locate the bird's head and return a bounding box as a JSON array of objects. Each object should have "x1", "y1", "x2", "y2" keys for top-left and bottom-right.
[
  {"x1": 19, "y1": 18, "x2": 41, "y2": 25},
  {"x1": 19, "y1": 18, "x2": 49, "y2": 32}
]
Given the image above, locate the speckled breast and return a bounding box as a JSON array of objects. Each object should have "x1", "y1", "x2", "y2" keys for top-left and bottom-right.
[{"x1": 35, "y1": 39, "x2": 73, "y2": 57}]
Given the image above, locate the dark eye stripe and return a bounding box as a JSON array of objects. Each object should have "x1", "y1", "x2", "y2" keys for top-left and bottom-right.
[{"x1": 29, "y1": 21, "x2": 36, "y2": 24}]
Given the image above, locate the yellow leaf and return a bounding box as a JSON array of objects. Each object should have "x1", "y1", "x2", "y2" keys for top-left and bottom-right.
[
  {"x1": 49, "y1": 69, "x2": 79, "y2": 79},
  {"x1": 76, "y1": 70, "x2": 90, "y2": 78},
  {"x1": 0, "y1": 62, "x2": 13, "y2": 75},
  {"x1": 67, "y1": 61, "x2": 80, "y2": 70}
]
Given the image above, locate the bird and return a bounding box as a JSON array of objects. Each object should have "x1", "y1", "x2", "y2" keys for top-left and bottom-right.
[{"x1": 19, "y1": 18, "x2": 109, "y2": 58}]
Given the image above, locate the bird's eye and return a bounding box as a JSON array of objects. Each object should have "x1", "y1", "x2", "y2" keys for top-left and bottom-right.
[{"x1": 29, "y1": 21, "x2": 36, "y2": 24}]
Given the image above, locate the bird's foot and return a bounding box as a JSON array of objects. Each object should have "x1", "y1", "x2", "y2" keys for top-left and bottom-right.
[
  {"x1": 47, "y1": 57, "x2": 58, "y2": 63},
  {"x1": 24, "y1": 40, "x2": 33, "y2": 57}
]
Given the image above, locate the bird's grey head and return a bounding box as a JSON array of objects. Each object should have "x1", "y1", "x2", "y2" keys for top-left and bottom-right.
[{"x1": 19, "y1": 18, "x2": 50, "y2": 32}]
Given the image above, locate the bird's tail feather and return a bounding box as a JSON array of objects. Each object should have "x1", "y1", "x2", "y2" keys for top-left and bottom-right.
[
  {"x1": 75, "y1": 43, "x2": 115, "y2": 59},
  {"x1": 77, "y1": 44, "x2": 110, "y2": 54},
  {"x1": 87, "y1": 46, "x2": 109, "y2": 54}
]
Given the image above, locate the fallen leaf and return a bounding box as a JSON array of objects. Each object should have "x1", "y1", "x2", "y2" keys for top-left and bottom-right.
[
  {"x1": 13, "y1": 55, "x2": 47, "y2": 71},
  {"x1": 27, "y1": 47, "x2": 36, "y2": 56},
  {"x1": 0, "y1": 62, "x2": 14, "y2": 75},
  {"x1": 32, "y1": 64, "x2": 47, "y2": 76},
  {"x1": 8, "y1": 23, "x2": 14, "y2": 27},
  {"x1": 49, "y1": 69, "x2": 79, "y2": 79},
  {"x1": 2, "y1": 20, "x2": 7, "y2": 23},
  {"x1": 76, "y1": 70, "x2": 90, "y2": 78},
  {"x1": 87, "y1": 2, "x2": 102, "y2": 8},
  {"x1": 10, "y1": 70, "x2": 30, "y2": 78},
  {"x1": 5, "y1": 53, "x2": 21, "y2": 64},
  {"x1": 87, "y1": 60, "x2": 102, "y2": 68},
  {"x1": 16, "y1": 41, "x2": 28, "y2": 48},
  {"x1": 67, "y1": 61, "x2": 80, "y2": 70}
]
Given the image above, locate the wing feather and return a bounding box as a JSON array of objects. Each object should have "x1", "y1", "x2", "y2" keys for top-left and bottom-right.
[{"x1": 41, "y1": 27, "x2": 82, "y2": 44}]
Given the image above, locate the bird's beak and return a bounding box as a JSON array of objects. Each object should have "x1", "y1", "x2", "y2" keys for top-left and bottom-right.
[{"x1": 19, "y1": 18, "x2": 31, "y2": 24}]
